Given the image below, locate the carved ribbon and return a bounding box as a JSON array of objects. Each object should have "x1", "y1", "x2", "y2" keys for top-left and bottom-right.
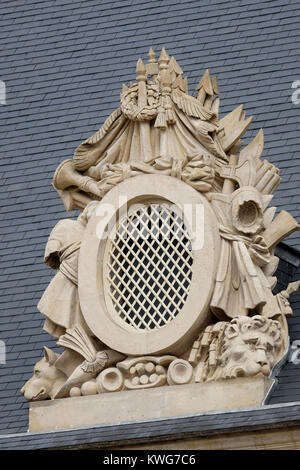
[
  {"x1": 59, "y1": 241, "x2": 81, "y2": 286},
  {"x1": 219, "y1": 225, "x2": 270, "y2": 267},
  {"x1": 93, "y1": 157, "x2": 215, "y2": 199},
  {"x1": 154, "y1": 156, "x2": 214, "y2": 192}
]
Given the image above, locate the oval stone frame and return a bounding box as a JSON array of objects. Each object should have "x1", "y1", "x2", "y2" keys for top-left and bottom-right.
[{"x1": 78, "y1": 174, "x2": 220, "y2": 356}]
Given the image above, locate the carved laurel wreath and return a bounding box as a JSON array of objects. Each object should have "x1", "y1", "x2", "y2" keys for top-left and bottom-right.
[{"x1": 120, "y1": 83, "x2": 159, "y2": 121}]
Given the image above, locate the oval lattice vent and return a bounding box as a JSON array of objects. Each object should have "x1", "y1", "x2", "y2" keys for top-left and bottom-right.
[{"x1": 106, "y1": 203, "x2": 193, "y2": 330}]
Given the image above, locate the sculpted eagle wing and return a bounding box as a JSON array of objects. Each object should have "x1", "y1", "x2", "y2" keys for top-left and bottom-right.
[{"x1": 172, "y1": 88, "x2": 216, "y2": 121}]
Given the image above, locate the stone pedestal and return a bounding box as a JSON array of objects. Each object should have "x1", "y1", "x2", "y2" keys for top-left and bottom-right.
[{"x1": 29, "y1": 376, "x2": 273, "y2": 432}]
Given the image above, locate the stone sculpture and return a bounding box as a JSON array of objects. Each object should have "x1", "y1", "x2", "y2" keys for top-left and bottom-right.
[
  {"x1": 189, "y1": 315, "x2": 284, "y2": 382},
  {"x1": 22, "y1": 48, "x2": 300, "y2": 408},
  {"x1": 21, "y1": 347, "x2": 66, "y2": 401},
  {"x1": 37, "y1": 202, "x2": 98, "y2": 338}
]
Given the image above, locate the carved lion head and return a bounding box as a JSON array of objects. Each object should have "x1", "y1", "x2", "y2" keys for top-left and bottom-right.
[{"x1": 213, "y1": 316, "x2": 282, "y2": 380}]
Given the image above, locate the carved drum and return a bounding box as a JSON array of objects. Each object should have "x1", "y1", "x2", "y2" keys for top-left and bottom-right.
[{"x1": 78, "y1": 174, "x2": 220, "y2": 355}]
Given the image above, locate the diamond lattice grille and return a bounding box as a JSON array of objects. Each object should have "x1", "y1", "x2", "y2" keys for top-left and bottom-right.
[{"x1": 106, "y1": 203, "x2": 193, "y2": 331}]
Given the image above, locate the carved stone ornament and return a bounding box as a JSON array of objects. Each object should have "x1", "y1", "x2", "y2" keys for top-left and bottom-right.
[{"x1": 22, "y1": 48, "x2": 300, "y2": 417}]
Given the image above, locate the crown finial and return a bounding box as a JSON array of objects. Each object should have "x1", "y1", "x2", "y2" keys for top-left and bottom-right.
[
  {"x1": 158, "y1": 48, "x2": 170, "y2": 71},
  {"x1": 136, "y1": 58, "x2": 146, "y2": 82},
  {"x1": 146, "y1": 47, "x2": 158, "y2": 79},
  {"x1": 148, "y1": 47, "x2": 156, "y2": 63},
  {"x1": 169, "y1": 56, "x2": 183, "y2": 76},
  {"x1": 136, "y1": 58, "x2": 146, "y2": 74}
]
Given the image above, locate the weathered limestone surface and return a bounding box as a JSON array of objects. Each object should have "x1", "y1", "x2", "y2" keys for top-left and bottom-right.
[{"x1": 29, "y1": 376, "x2": 273, "y2": 432}]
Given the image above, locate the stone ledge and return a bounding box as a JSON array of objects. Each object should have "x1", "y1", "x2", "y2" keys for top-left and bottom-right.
[
  {"x1": 29, "y1": 376, "x2": 273, "y2": 432},
  {"x1": 2, "y1": 399, "x2": 300, "y2": 450}
]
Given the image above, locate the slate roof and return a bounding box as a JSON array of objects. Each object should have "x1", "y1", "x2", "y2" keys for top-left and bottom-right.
[
  {"x1": 0, "y1": 0, "x2": 300, "y2": 437},
  {"x1": 1, "y1": 401, "x2": 300, "y2": 450}
]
